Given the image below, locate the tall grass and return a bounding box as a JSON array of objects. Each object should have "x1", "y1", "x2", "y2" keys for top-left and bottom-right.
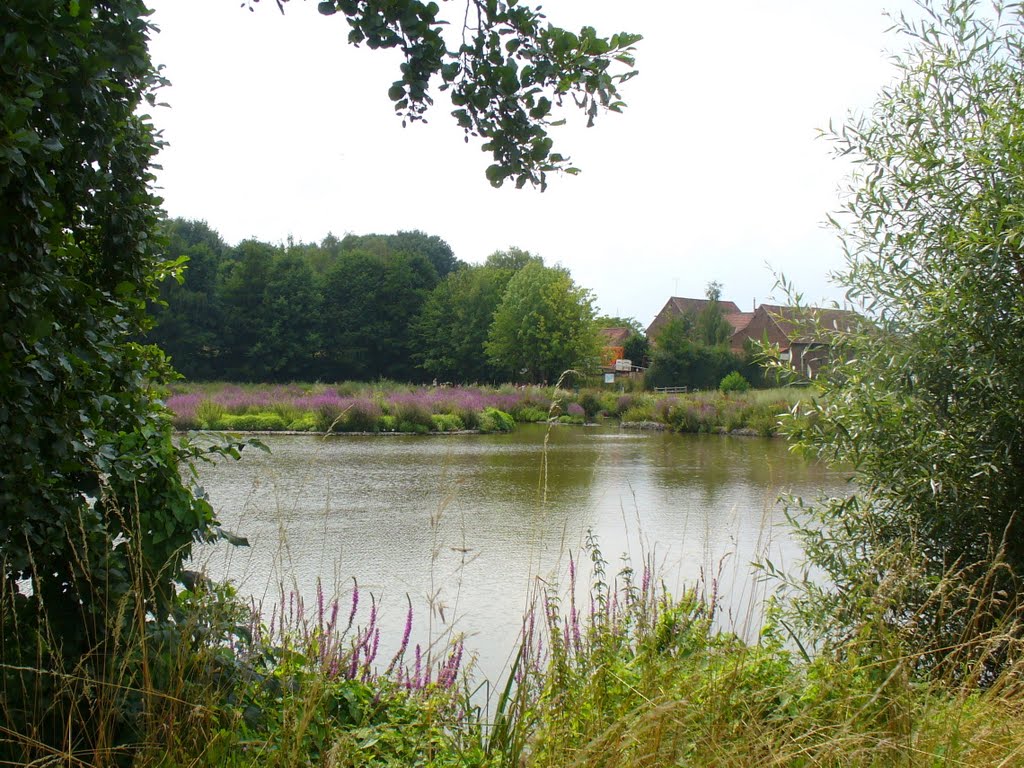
[{"x1": 4, "y1": 523, "x2": 1023, "y2": 766}]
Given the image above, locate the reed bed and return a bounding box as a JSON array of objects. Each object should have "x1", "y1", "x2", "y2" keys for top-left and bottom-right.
[{"x1": 165, "y1": 381, "x2": 814, "y2": 436}]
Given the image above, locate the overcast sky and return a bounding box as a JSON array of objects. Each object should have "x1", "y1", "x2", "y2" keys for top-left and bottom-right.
[{"x1": 145, "y1": 0, "x2": 924, "y2": 326}]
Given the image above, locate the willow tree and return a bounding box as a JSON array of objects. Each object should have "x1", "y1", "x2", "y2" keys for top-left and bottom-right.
[{"x1": 782, "y1": 0, "x2": 1024, "y2": 672}]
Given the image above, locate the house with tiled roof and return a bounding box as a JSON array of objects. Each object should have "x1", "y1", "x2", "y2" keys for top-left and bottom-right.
[
  {"x1": 646, "y1": 297, "x2": 752, "y2": 345},
  {"x1": 729, "y1": 304, "x2": 859, "y2": 377},
  {"x1": 645, "y1": 294, "x2": 859, "y2": 378},
  {"x1": 598, "y1": 326, "x2": 631, "y2": 368}
]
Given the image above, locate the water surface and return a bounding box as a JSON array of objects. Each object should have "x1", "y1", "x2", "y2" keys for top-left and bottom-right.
[{"x1": 193, "y1": 424, "x2": 847, "y2": 682}]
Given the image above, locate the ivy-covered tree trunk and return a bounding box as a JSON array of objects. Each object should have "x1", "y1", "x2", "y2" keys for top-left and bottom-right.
[{"x1": 0, "y1": 2, "x2": 220, "y2": 759}]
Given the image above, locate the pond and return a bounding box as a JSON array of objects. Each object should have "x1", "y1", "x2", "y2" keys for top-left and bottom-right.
[{"x1": 191, "y1": 424, "x2": 848, "y2": 685}]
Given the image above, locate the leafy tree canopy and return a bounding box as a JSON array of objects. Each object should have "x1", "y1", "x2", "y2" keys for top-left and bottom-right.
[
  {"x1": 252, "y1": 0, "x2": 641, "y2": 189},
  {"x1": 695, "y1": 281, "x2": 733, "y2": 347},
  {"x1": 340, "y1": 230, "x2": 461, "y2": 279},
  {"x1": 486, "y1": 260, "x2": 599, "y2": 383},
  {"x1": 484, "y1": 246, "x2": 542, "y2": 272},
  {"x1": 595, "y1": 315, "x2": 645, "y2": 335},
  {"x1": 414, "y1": 262, "x2": 514, "y2": 382},
  {"x1": 0, "y1": 3, "x2": 242, "y2": 754}
]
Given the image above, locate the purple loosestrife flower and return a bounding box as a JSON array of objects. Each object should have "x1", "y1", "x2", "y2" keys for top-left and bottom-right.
[
  {"x1": 349, "y1": 638, "x2": 361, "y2": 679},
  {"x1": 412, "y1": 644, "x2": 423, "y2": 690},
  {"x1": 439, "y1": 640, "x2": 464, "y2": 688},
  {"x1": 316, "y1": 579, "x2": 324, "y2": 633},
  {"x1": 165, "y1": 392, "x2": 203, "y2": 427},
  {"x1": 327, "y1": 598, "x2": 339, "y2": 634},
  {"x1": 345, "y1": 578, "x2": 359, "y2": 636},
  {"x1": 387, "y1": 596, "x2": 414, "y2": 676}
]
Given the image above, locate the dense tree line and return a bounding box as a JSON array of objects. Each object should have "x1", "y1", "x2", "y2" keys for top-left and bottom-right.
[{"x1": 147, "y1": 220, "x2": 600, "y2": 384}]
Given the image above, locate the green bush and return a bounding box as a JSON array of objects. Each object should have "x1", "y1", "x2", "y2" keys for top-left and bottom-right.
[
  {"x1": 456, "y1": 407, "x2": 481, "y2": 431},
  {"x1": 271, "y1": 401, "x2": 306, "y2": 425},
  {"x1": 286, "y1": 413, "x2": 317, "y2": 432},
  {"x1": 431, "y1": 413, "x2": 464, "y2": 432},
  {"x1": 387, "y1": 401, "x2": 433, "y2": 433},
  {"x1": 479, "y1": 407, "x2": 515, "y2": 433},
  {"x1": 621, "y1": 403, "x2": 655, "y2": 423},
  {"x1": 215, "y1": 413, "x2": 287, "y2": 431},
  {"x1": 398, "y1": 420, "x2": 430, "y2": 434},
  {"x1": 515, "y1": 406, "x2": 549, "y2": 423},
  {"x1": 576, "y1": 391, "x2": 603, "y2": 421},
  {"x1": 338, "y1": 400, "x2": 382, "y2": 433},
  {"x1": 314, "y1": 402, "x2": 345, "y2": 432},
  {"x1": 380, "y1": 414, "x2": 398, "y2": 432},
  {"x1": 745, "y1": 402, "x2": 782, "y2": 437},
  {"x1": 719, "y1": 371, "x2": 751, "y2": 394},
  {"x1": 197, "y1": 399, "x2": 227, "y2": 429}
]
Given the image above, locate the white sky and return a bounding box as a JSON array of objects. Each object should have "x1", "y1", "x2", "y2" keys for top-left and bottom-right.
[{"x1": 145, "y1": 0, "x2": 923, "y2": 326}]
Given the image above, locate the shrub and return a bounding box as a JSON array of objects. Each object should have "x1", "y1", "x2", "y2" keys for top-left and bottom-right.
[
  {"x1": 515, "y1": 406, "x2": 549, "y2": 423},
  {"x1": 720, "y1": 371, "x2": 751, "y2": 394},
  {"x1": 315, "y1": 401, "x2": 345, "y2": 432},
  {"x1": 431, "y1": 413, "x2": 464, "y2": 432},
  {"x1": 619, "y1": 407, "x2": 650, "y2": 423},
  {"x1": 338, "y1": 400, "x2": 382, "y2": 433},
  {"x1": 215, "y1": 413, "x2": 287, "y2": 431},
  {"x1": 456, "y1": 407, "x2": 481, "y2": 431},
  {"x1": 388, "y1": 400, "x2": 433, "y2": 433},
  {"x1": 576, "y1": 391, "x2": 603, "y2": 421},
  {"x1": 745, "y1": 402, "x2": 782, "y2": 437},
  {"x1": 380, "y1": 414, "x2": 398, "y2": 432},
  {"x1": 667, "y1": 401, "x2": 719, "y2": 433},
  {"x1": 197, "y1": 399, "x2": 227, "y2": 429},
  {"x1": 286, "y1": 414, "x2": 317, "y2": 432},
  {"x1": 479, "y1": 407, "x2": 515, "y2": 433},
  {"x1": 271, "y1": 401, "x2": 307, "y2": 425}
]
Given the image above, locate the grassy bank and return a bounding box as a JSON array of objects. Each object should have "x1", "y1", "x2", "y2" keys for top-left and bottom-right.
[
  {"x1": 5, "y1": 543, "x2": 1022, "y2": 766},
  {"x1": 165, "y1": 382, "x2": 812, "y2": 437}
]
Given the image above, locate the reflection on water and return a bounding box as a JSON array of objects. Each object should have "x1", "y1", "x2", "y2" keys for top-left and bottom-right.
[{"x1": 192, "y1": 424, "x2": 848, "y2": 683}]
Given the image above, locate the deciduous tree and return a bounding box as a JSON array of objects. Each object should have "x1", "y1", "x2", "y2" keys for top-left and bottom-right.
[
  {"x1": 486, "y1": 260, "x2": 599, "y2": 383},
  {"x1": 781, "y1": 0, "x2": 1024, "y2": 668}
]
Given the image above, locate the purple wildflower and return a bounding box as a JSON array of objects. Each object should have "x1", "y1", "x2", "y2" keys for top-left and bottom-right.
[{"x1": 386, "y1": 595, "x2": 414, "y2": 675}]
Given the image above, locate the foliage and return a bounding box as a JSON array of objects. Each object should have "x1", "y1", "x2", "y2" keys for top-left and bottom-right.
[
  {"x1": 257, "y1": 0, "x2": 641, "y2": 189},
  {"x1": 622, "y1": 330, "x2": 649, "y2": 368},
  {"x1": 431, "y1": 413, "x2": 465, "y2": 432},
  {"x1": 576, "y1": 391, "x2": 603, "y2": 421},
  {"x1": 719, "y1": 371, "x2": 751, "y2": 394},
  {"x1": 216, "y1": 412, "x2": 288, "y2": 431},
  {"x1": 486, "y1": 261, "x2": 601, "y2": 383},
  {"x1": 478, "y1": 407, "x2": 515, "y2": 433},
  {"x1": 594, "y1": 314, "x2": 645, "y2": 335},
  {"x1": 414, "y1": 262, "x2": 514, "y2": 383},
  {"x1": 646, "y1": 316, "x2": 743, "y2": 390},
  {"x1": 0, "y1": 3, "x2": 241, "y2": 758},
  {"x1": 340, "y1": 230, "x2": 460, "y2": 279},
  {"x1": 696, "y1": 280, "x2": 734, "y2": 346},
  {"x1": 484, "y1": 246, "x2": 542, "y2": 272},
  {"x1": 149, "y1": 225, "x2": 610, "y2": 387},
  {"x1": 389, "y1": 398, "x2": 435, "y2": 434},
  {"x1": 779, "y1": 0, "x2": 1024, "y2": 664}
]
